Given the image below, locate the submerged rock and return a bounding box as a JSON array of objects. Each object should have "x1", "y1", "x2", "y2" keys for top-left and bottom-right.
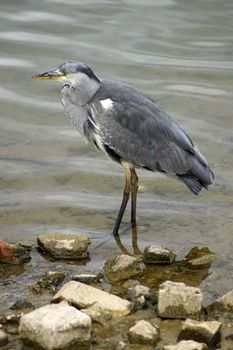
[
  {"x1": 19, "y1": 303, "x2": 91, "y2": 350},
  {"x1": 184, "y1": 247, "x2": 217, "y2": 268},
  {"x1": 52, "y1": 281, "x2": 133, "y2": 317},
  {"x1": 31, "y1": 271, "x2": 66, "y2": 293},
  {"x1": 81, "y1": 302, "x2": 112, "y2": 325},
  {"x1": 0, "y1": 240, "x2": 31, "y2": 264},
  {"x1": 206, "y1": 289, "x2": 233, "y2": 322},
  {"x1": 163, "y1": 340, "x2": 207, "y2": 350},
  {"x1": 104, "y1": 254, "x2": 141, "y2": 283},
  {"x1": 128, "y1": 320, "x2": 160, "y2": 345},
  {"x1": 37, "y1": 232, "x2": 90, "y2": 260},
  {"x1": 178, "y1": 318, "x2": 221, "y2": 345},
  {"x1": 10, "y1": 299, "x2": 34, "y2": 310},
  {"x1": 158, "y1": 281, "x2": 202, "y2": 319},
  {"x1": 143, "y1": 245, "x2": 175, "y2": 264},
  {"x1": 0, "y1": 330, "x2": 8, "y2": 346},
  {"x1": 127, "y1": 284, "x2": 156, "y2": 309},
  {"x1": 221, "y1": 322, "x2": 233, "y2": 350}
]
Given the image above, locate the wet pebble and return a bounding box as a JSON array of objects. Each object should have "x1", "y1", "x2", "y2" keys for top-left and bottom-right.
[
  {"x1": 52, "y1": 281, "x2": 134, "y2": 317},
  {"x1": 157, "y1": 281, "x2": 202, "y2": 319},
  {"x1": 37, "y1": 232, "x2": 90, "y2": 260},
  {"x1": 128, "y1": 320, "x2": 160, "y2": 345},
  {"x1": 177, "y1": 318, "x2": 221, "y2": 345},
  {"x1": 31, "y1": 271, "x2": 66, "y2": 293},
  {"x1": 19, "y1": 303, "x2": 91, "y2": 350},
  {"x1": 10, "y1": 299, "x2": 34, "y2": 310},
  {"x1": 104, "y1": 254, "x2": 141, "y2": 283},
  {"x1": 72, "y1": 272, "x2": 103, "y2": 284},
  {"x1": 184, "y1": 247, "x2": 217, "y2": 268},
  {"x1": 163, "y1": 340, "x2": 207, "y2": 350},
  {"x1": 143, "y1": 245, "x2": 175, "y2": 264},
  {"x1": 0, "y1": 329, "x2": 8, "y2": 346},
  {"x1": 127, "y1": 284, "x2": 156, "y2": 309}
]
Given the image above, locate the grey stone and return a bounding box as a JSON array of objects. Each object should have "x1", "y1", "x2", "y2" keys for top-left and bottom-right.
[
  {"x1": 127, "y1": 284, "x2": 156, "y2": 309},
  {"x1": 143, "y1": 245, "x2": 175, "y2": 264},
  {"x1": 10, "y1": 299, "x2": 34, "y2": 310},
  {"x1": 52, "y1": 281, "x2": 133, "y2": 317},
  {"x1": 104, "y1": 254, "x2": 141, "y2": 282},
  {"x1": 19, "y1": 303, "x2": 91, "y2": 350},
  {"x1": 81, "y1": 302, "x2": 112, "y2": 325},
  {"x1": 178, "y1": 318, "x2": 221, "y2": 344},
  {"x1": 37, "y1": 233, "x2": 90, "y2": 260},
  {"x1": 72, "y1": 273, "x2": 103, "y2": 284},
  {"x1": 206, "y1": 289, "x2": 233, "y2": 322},
  {"x1": 115, "y1": 341, "x2": 128, "y2": 350},
  {"x1": 157, "y1": 281, "x2": 202, "y2": 319},
  {"x1": 221, "y1": 322, "x2": 233, "y2": 350},
  {"x1": 163, "y1": 340, "x2": 207, "y2": 350},
  {"x1": 128, "y1": 320, "x2": 160, "y2": 345},
  {"x1": 0, "y1": 330, "x2": 8, "y2": 346},
  {"x1": 32, "y1": 271, "x2": 66, "y2": 293}
]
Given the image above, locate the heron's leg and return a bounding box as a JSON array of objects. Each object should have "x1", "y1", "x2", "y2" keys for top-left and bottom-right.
[
  {"x1": 112, "y1": 166, "x2": 131, "y2": 237},
  {"x1": 130, "y1": 168, "x2": 138, "y2": 228}
]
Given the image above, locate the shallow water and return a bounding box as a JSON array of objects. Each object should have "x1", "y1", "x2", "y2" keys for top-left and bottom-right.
[{"x1": 0, "y1": 0, "x2": 233, "y2": 312}]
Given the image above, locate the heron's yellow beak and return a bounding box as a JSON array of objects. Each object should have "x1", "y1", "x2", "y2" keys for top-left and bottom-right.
[{"x1": 32, "y1": 69, "x2": 65, "y2": 81}]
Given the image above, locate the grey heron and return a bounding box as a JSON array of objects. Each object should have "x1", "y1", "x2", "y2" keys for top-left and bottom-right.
[{"x1": 33, "y1": 61, "x2": 214, "y2": 238}]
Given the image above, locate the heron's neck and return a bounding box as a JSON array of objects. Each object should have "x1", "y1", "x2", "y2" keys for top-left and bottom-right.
[{"x1": 68, "y1": 79, "x2": 101, "y2": 106}]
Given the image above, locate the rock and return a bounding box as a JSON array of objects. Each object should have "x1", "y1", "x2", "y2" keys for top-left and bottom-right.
[
  {"x1": 18, "y1": 241, "x2": 33, "y2": 251},
  {"x1": 206, "y1": 289, "x2": 233, "y2": 322},
  {"x1": 10, "y1": 299, "x2": 34, "y2": 310},
  {"x1": 178, "y1": 318, "x2": 221, "y2": 345},
  {"x1": 143, "y1": 245, "x2": 175, "y2": 264},
  {"x1": 32, "y1": 271, "x2": 66, "y2": 293},
  {"x1": 0, "y1": 330, "x2": 8, "y2": 346},
  {"x1": 52, "y1": 281, "x2": 133, "y2": 317},
  {"x1": 19, "y1": 303, "x2": 91, "y2": 350},
  {"x1": 0, "y1": 240, "x2": 31, "y2": 264},
  {"x1": 37, "y1": 233, "x2": 90, "y2": 260},
  {"x1": 157, "y1": 281, "x2": 202, "y2": 319},
  {"x1": 163, "y1": 340, "x2": 207, "y2": 350},
  {"x1": 104, "y1": 254, "x2": 141, "y2": 283},
  {"x1": 127, "y1": 284, "x2": 156, "y2": 309},
  {"x1": 128, "y1": 320, "x2": 160, "y2": 345},
  {"x1": 81, "y1": 302, "x2": 112, "y2": 325},
  {"x1": 221, "y1": 322, "x2": 233, "y2": 350},
  {"x1": 72, "y1": 273, "x2": 103, "y2": 284},
  {"x1": 184, "y1": 247, "x2": 217, "y2": 268}
]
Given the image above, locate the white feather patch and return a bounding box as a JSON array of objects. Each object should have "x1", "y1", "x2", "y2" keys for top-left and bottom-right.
[{"x1": 100, "y1": 98, "x2": 113, "y2": 111}]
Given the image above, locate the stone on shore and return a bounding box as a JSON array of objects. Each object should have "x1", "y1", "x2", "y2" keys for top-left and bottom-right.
[
  {"x1": 158, "y1": 281, "x2": 202, "y2": 319},
  {"x1": 104, "y1": 254, "x2": 141, "y2": 283},
  {"x1": 178, "y1": 318, "x2": 221, "y2": 345},
  {"x1": 72, "y1": 273, "x2": 103, "y2": 284},
  {"x1": 52, "y1": 281, "x2": 133, "y2": 317},
  {"x1": 0, "y1": 240, "x2": 31, "y2": 264},
  {"x1": 221, "y1": 322, "x2": 233, "y2": 350},
  {"x1": 206, "y1": 289, "x2": 233, "y2": 322},
  {"x1": 163, "y1": 340, "x2": 207, "y2": 350},
  {"x1": 127, "y1": 284, "x2": 156, "y2": 309},
  {"x1": 19, "y1": 303, "x2": 91, "y2": 350},
  {"x1": 37, "y1": 233, "x2": 90, "y2": 260},
  {"x1": 128, "y1": 320, "x2": 160, "y2": 345},
  {"x1": 0, "y1": 330, "x2": 8, "y2": 346},
  {"x1": 184, "y1": 247, "x2": 217, "y2": 268},
  {"x1": 143, "y1": 245, "x2": 175, "y2": 264},
  {"x1": 81, "y1": 302, "x2": 112, "y2": 325}
]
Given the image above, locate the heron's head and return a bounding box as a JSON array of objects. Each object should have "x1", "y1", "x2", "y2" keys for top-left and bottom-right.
[{"x1": 33, "y1": 61, "x2": 101, "y2": 87}]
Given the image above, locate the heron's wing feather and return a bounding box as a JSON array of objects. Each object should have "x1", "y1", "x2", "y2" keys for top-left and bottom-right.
[{"x1": 87, "y1": 96, "x2": 204, "y2": 175}]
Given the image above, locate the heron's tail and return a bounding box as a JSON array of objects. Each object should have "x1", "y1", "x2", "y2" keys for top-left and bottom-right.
[{"x1": 177, "y1": 159, "x2": 214, "y2": 195}]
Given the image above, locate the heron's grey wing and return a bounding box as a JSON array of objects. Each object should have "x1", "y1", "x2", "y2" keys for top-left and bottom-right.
[{"x1": 86, "y1": 98, "x2": 203, "y2": 175}]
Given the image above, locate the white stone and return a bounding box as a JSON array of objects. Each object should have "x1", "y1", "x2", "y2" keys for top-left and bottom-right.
[
  {"x1": 158, "y1": 281, "x2": 202, "y2": 319},
  {"x1": 163, "y1": 340, "x2": 207, "y2": 350},
  {"x1": 128, "y1": 320, "x2": 160, "y2": 345},
  {"x1": 52, "y1": 281, "x2": 133, "y2": 317},
  {"x1": 19, "y1": 303, "x2": 91, "y2": 350}
]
